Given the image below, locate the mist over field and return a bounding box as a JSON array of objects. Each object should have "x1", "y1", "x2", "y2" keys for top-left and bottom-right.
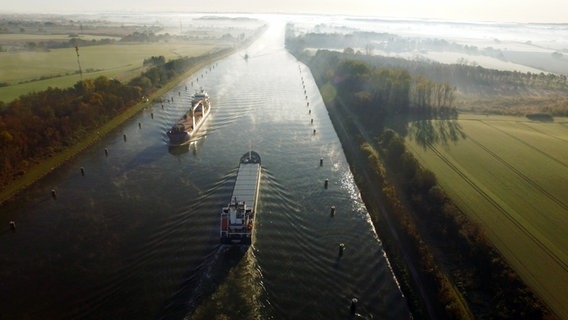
[
  {"x1": 290, "y1": 16, "x2": 568, "y2": 75},
  {"x1": 2, "y1": 12, "x2": 566, "y2": 83}
]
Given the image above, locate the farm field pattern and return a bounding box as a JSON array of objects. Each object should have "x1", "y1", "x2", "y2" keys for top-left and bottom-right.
[
  {"x1": 0, "y1": 43, "x2": 215, "y2": 102},
  {"x1": 406, "y1": 114, "x2": 568, "y2": 319}
]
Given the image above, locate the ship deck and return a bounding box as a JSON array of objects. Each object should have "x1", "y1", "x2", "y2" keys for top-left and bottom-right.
[{"x1": 231, "y1": 162, "x2": 261, "y2": 210}]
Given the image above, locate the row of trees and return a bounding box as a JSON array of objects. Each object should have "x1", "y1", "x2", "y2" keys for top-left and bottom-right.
[
  {"x1": 143, "y1": 55, "x2": 166, "y2": 67},
  {"x1": 128, "y1": 54, "x2": 213, "y2": 92},
  {"x1": 7, "y1": 29, "x2": 171, "y2": 53},
  {"x1": 376, "y1": 129, "x2": 546, "y2": 319},
  {"x1": 340, "y1": 50, "x2": 568, "y2": 117},
  {"x1": 120, "y1": 31, "x2": 169, "y2": 42},
  {"x1": 360, "y1": 139, "x2": 469, "y2": 319},
  {"x1": 0, "y1": 77, "x2": 142, "y2": 186},
  {"x1": 304, "y1": 50, "x2": 457, "y2": 134},
  {"x1": 23, "y1": 37, "x2": 116, "y2": 51},
  {"x1": 285, "y1": 25, "x2": 494, "y2": 58}
]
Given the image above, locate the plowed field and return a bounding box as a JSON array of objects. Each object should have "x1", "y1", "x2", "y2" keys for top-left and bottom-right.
[{"x1": 406, "y1": 114, "x2": 568, "y2": 319}]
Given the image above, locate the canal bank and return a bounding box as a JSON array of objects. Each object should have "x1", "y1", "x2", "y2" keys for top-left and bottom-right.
[{"x1": 320, "y1": 94, "x2": 440, "y2": 319}]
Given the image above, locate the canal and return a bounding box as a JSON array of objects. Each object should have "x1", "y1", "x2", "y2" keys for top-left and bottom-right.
[{"x1": 0, "y1": 17, "x2": 410, "y2": 319}]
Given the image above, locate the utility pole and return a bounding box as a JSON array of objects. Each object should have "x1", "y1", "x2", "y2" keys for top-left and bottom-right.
[{"x1": 75, "y1": 45, "x2": 83, "y2": 81}]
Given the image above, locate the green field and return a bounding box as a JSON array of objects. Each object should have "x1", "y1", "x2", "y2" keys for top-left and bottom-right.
[
  {"x1": 0, "y1": 14, "x2": 266, "y2": 103},
  {"x1": 406, "y1": 114, "x2": 568, "y2": 319},
  {"x1": 0, "y1": 41, "x2": 218, "y2": 102}
]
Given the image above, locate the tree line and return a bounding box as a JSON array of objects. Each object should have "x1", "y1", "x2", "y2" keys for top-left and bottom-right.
[
  {"x1": 23, "y1": 37, "x2": 116, "y2": 51},
  {"x1": 0, "y1": 77, "x2": 142, "y2": 187},
  {"x1": 304, "y1": 49, "x2": 457, "y2": 135},
  {"x1": 375, "y1": 129, "x2": 546, "y2": 319},
  {"x1": 128, "y1": 54, "x2": 211, "y2": 92}
]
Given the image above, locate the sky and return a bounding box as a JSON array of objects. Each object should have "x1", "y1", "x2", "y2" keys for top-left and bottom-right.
[{"x1": 1, "y1": 0, "x2": 566, "y2": 23}]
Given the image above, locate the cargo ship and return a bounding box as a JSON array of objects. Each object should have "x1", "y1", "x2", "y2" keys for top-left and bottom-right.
[
  {"x1": 167, "y1": 89, "x2": 211, "y2": 145},
  {"x1": 220, "y1": 151, "x2": 261, "y2": 244}
]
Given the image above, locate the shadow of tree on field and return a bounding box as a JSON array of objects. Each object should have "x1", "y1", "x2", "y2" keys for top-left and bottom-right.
[{"x1": 407, "y1": 118, "x2": 466, "y2": 149}]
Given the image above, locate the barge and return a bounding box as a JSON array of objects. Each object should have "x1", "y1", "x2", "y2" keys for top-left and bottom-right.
[
  {"x1": 167, "y1": 89, "x2": 211, "y2": 145},
  {"x1": 220, "y1": 151, "x2": 261, "y2": 244}
]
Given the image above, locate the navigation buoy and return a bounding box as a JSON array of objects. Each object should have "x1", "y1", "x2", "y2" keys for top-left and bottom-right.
[
  {"x1": 9, "y1": 221, "x2": 16, "y2": 231},
  {"x1": 51, "y1": 189, "x2": 57, "y2": 199},
  {"x1": 330, "y1": 205, "x2": 336, "y2": 216},
  {"x1": 320, "y1": 158, "x2": 323, "y2": 166},
  {"x1": 338, "y1": 243, "x2": 345, "y2": 256},
  {"x1": 80, "y1": 167, "x2": 85, "y2": 176},
  {"x1": 350, "y1": 298, "x2": 358, "y2": 315},
  {"x1": 324, "y1": 179, "x2": 329, "y2": 189}
]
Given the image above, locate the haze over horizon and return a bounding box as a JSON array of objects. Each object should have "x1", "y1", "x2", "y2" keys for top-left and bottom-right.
[{"x1": 1, "y1": 0, "x2": 566, "y2": 24}]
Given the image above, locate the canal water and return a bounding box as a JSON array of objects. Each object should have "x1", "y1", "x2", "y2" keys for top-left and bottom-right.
[{"x1": 0, "y1": 17, "x2": 410, "y2": 320}]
